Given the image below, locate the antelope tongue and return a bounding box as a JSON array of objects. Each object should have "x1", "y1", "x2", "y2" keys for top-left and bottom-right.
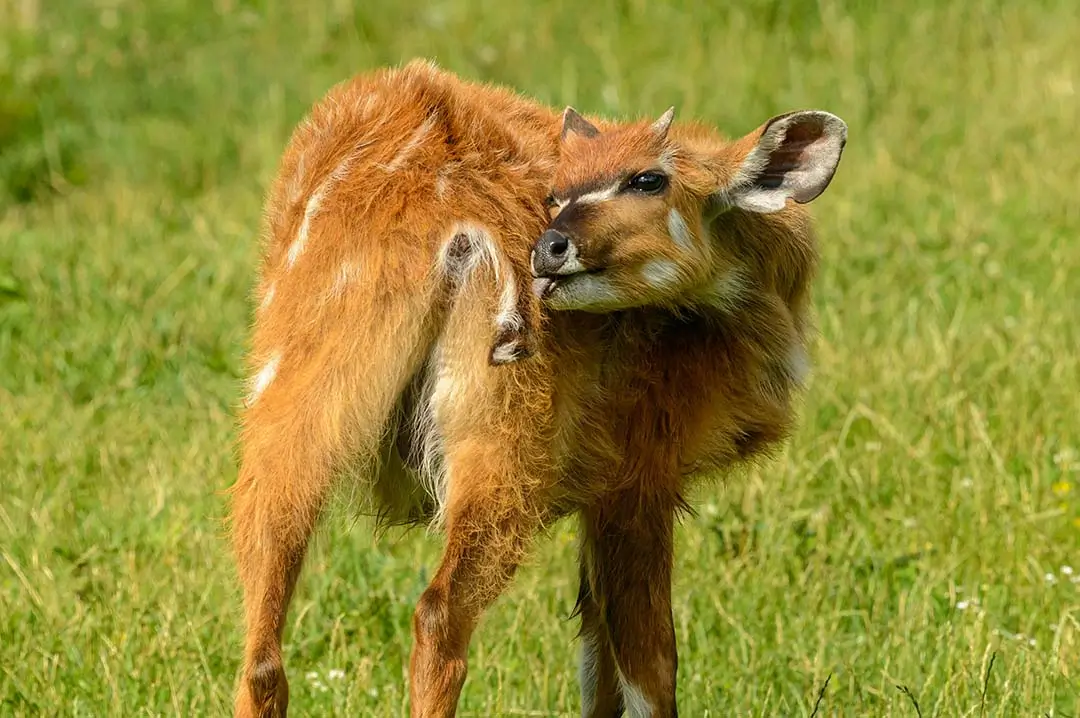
[{"x1": 532, "y1": 276, "x2": 557, "y2": 299}]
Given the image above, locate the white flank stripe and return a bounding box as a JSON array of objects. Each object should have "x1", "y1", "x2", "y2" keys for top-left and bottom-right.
[
  {"x1": 259, "y1": 282, "x2": 276, "y2": 312},
  {"x1": 286, "y1": 186, "x2": 325, "y2": 268},
  {"x1": 329, "y1": 260, "x2": 361, "y2": 297},
  {"x1": 285, "y1": 140, "x2": 371, "y2": 269},
  {"x1": 246, "y1": 352, "x2": 281, "y2": 406},
  {"x1": 385, "y1": 117, "x2": 435, "y2": 173}
]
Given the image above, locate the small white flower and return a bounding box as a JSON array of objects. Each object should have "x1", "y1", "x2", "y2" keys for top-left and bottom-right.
[
  {"x1": 1045, "y1": 572, "x2": 1057, "y2": 584},
  {"x1": 959, "y1": 477, "x2": 974, "y2": 489},
  {"x1": 305, "y1": 671, "x2": 319, "y2": 682},
  {"x1": 1061, "y1": 565, "x2": 1074, "y2": 576},
  {"x1": 328, "y1": 669, "x2": 345, "y2": 681},
  {"x1": 1028, "y1": 638, "x2": 1037, "y2": 647},
  {"x1": 956, "y1": 600, "x2": 970, "y2": 610}
]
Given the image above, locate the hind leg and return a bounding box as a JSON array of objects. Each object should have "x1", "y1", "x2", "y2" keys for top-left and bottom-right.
[
  {"x1": 230, "y1": 311, "x2": 433, "y2": 717},
  {"x1": 230, "y1": 427, "x2": 327, "y2": 718},
  {"x1": 407, "y1": 436, "x2": 545, "y2": 717}
]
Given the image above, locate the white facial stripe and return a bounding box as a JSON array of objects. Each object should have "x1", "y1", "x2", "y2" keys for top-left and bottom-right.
[
  {"x1": 657, "y1": 149, "x2": 677, "y2": 174},
  {"x1": 667, "y1": 208, "x2": 694, "y2": 251},
  {"x1": 571, "y1": 180, "x2": 624, "y2": 206}
]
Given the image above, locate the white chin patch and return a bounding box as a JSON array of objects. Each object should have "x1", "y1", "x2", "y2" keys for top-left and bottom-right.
[{"x1": 545, "y1": 273, "x2": 628, "y2": 312}]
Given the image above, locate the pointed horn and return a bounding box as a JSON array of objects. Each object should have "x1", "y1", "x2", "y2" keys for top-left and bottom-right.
[{"x1": 651, "y1": 106, "x2": 675, "y2": 138}]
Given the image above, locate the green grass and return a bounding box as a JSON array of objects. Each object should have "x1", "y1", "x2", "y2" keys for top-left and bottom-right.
[{"x1": 2, "y1": 0, "x2": 1079, "y2": 715}]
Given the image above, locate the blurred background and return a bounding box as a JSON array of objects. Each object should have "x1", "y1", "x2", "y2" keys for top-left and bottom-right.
[{"x1": 1, "y1": 0, "x2": 1078, "y2": 715}]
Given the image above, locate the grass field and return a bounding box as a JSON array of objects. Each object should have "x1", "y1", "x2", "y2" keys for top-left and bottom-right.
[{"x1": 2, "y1": 0, "x2": 1079, "y2": 715}]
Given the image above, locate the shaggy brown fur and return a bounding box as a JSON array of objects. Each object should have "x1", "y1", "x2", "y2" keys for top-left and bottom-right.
[{"x1": 228, "y1": 58, "x2": 846, "y2": 718}]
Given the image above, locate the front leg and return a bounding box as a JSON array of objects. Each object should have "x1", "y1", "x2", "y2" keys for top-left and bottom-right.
[
  {"x1": 580, "y1": 490, "x2": 679, "y2": 718},
  {"x1": 574, "y1": 556, "x2": 623, "y2": 718}
]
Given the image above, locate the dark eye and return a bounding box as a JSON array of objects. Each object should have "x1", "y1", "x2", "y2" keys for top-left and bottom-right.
[{"x1": 627, "y1": 172, "x2": 668, "y2": 194}]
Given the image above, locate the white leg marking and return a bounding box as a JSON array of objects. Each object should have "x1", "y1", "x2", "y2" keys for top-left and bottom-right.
[
  {"x1": 416, "y1": 345, "x2": 462, "y2": 529},
  {"x1": 438, "y1": 223, "x2": 503, "y2": 281},
  {"x1": 489, "y1": 342, "x2": 521, "y2": 365},
  {"x1": 617, "y1": 670, "x2": 654, "y2": 718},
  {"x1": 259, "y1": 282, "x2": 276, "y2": 312},
  {"x1": 640, "y1": 258, "x2": 682, "y2": 290},
  {"x1": 667, "y1": 208, "x2": 694, "y2": 251},
  {"x1": 579, "y1": 633, "x2": 601, "y2": 717},
  {"x1": 384, "y1": 117, "x2": 435, "y2": 173},
  {"x1": 246, "y1": 352, "x2": 281, "y2": 407},
  {"x1": 495, "y1": 272, "x2": 522, "y2": 331}
]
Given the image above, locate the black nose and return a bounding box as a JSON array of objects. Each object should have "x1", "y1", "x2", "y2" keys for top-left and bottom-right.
[{"x1": 532, "y1": 229, "x2": 572, "y2": 275}]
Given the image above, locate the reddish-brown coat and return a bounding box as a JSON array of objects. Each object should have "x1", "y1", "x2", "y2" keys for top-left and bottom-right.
[{"x1": 229, "y1": 59, "x2": 846, "y2": 718}]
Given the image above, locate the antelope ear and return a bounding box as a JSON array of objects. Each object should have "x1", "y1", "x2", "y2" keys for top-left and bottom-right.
[
  {"x1": 650, "y1": 106, "x2": 675, "y2": 139},
  {"x1": 561, "y1": 106, "x2": 601, "y2": 140},
  {"x1": 722, "y1": 110, "x2": 847, "y2": 214}
]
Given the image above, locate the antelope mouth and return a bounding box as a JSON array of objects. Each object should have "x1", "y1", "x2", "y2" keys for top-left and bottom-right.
[{"x1": 531, "y1": 268, "x2": 603, "y2": 300}]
